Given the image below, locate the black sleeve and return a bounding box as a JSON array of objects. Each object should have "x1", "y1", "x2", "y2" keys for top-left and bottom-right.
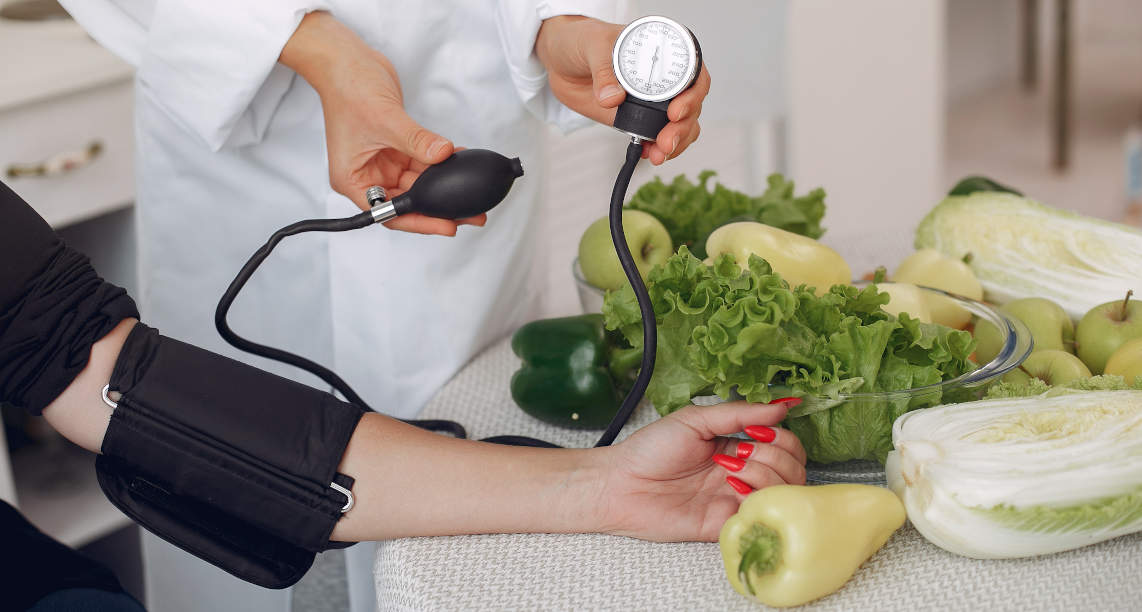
[
  {"x1": 0, "y1": 180, "x2": 140, "y2": 414},
  {"x1": 0, "y1": 500, "x2": 131, "y2": 610}
]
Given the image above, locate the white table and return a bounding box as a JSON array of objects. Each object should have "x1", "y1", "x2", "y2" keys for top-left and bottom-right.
[{"x1": 375, "y1": 338, "x2": 1142, "y2": 611}]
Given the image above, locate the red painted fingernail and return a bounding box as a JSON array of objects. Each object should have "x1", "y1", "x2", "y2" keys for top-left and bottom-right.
[
  {"x1": 772, "y1": 397, "x2": 802, "y2": 408},
  {"x1": 712, "y1": 453, "x2": 746, "y2": 472},
  {"x1": 744, "y1": 425, "x2": 777, "y2": 443},
  {"x1": 736, "y1": 442, "x2": 754, "y2": 459},
  {"x1": 726, "y1": 476, "x2": 753, "y2": 495}
]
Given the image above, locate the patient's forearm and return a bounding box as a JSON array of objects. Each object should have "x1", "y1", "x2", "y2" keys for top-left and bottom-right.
[{"x1": 330, "y1": 414, "x2": 607, "y2": 541}]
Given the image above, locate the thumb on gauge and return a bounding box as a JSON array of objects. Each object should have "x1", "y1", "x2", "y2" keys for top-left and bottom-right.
[{"x1": 585, "y1": 32, "x2": 626, "y2": 108}]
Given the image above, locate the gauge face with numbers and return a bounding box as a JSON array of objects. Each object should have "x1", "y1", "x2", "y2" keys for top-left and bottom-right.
[{"x1": 612, "y1": 16, "x2": 700, "y2": 103}]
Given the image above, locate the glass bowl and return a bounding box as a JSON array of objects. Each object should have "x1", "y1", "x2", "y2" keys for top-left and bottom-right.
[
  {"x1": 794, "y1": 285, "x2": 1032, "y2": 483},
  {"x1": 572, "y1": 262, "x2": 1033, "y2": 483},
  {"x1": 573, "y1": 258, "x2": 607, "y2": 314}
]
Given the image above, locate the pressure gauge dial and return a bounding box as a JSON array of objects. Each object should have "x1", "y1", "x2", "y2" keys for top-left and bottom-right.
[
  {"x1": 611, "y1": 16, "x2": 702, "y2": 141},
  {"x1": 613, "y1": 16, "x2": 701, "y2": 103}
]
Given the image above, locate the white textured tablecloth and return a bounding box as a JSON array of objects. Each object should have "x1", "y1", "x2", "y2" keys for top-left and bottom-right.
[{"x1": 375, "y1": 339, "x2": 1142, "y2": 611}]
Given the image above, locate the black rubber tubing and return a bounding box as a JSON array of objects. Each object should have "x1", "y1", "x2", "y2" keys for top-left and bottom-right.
[
  {"x1": 483, "y1": 139, "x2": 653, "y2": 448},
  {"x1": 593, "y1": 139, "x2": 655, "y2": 447},
  {"x1": 215, "y1": 139, "x2": 654, "y2": 448},
  {"x1": 215, "y1": 212, "x2": 467, "y2": 439}
]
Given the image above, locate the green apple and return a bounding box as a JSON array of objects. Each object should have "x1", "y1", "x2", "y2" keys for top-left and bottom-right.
[
  {"x1": 1001, "y1": 349, "x2": 1091, "y2": 386},
  {"x1": 877, "y1": 282, "x2": 933, "y2": 323},
  {"x1": 1076, "y1": 291, "x2": 1142, "y2": 374},
  {"x1": 704, "y1": 221, "x2": 852, "y2": 296},
  {"x1": 1104, "y1": 337, "x2": 1142, "y2": 385},
  {"x1": 974, "y1": 297, "x2": 1074, "y2": 364},
  {"x1": 892, "y1": 249, "x2": 983, "y2": 329},
  {"x1": 578, "y1": 210, "x2": 672, "y2": 291}
]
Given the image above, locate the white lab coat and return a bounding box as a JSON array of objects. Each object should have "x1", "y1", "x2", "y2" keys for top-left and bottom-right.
[{"x1": 59, "y1": 1, "x2": 626, "y2": 611}]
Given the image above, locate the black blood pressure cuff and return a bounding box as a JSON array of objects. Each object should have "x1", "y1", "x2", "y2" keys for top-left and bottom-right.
[{"x1": 95, "y1": 323, "x2": 365, "y2": 589}]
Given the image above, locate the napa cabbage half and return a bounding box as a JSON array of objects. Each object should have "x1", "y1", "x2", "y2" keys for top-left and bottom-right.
[
  {"x1": 886, "y1": 390, "x2": 1142, "y2": 558},
  {"x1": 914, "y1": 190, "x2": 1142, "y2": 319}
]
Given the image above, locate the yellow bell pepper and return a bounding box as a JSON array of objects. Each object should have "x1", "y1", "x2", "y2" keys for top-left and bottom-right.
[
  {"x1": 892, "y1": 248, "x2": 983, "y2": 329},
  {"x1": 704, "y1": 222, "x2": 851, "y2": 296},
  {"x1": 719, "y1": 484, "x2": 906, "y2": 608}
]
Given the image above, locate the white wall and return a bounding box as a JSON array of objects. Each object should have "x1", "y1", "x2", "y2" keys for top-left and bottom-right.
[
  {"x1": 1076, "y1": 0, "x2": 1142, "y2": 42},
  {"x1": 945, "y1": 0, "x2": 1021, "y2": 103},
  {"x1": 644, "y1": 0, "x2": 788, "y2": 123},
  {"x1": 787, "y1": 0, "x2": 946, "y2": 275}
]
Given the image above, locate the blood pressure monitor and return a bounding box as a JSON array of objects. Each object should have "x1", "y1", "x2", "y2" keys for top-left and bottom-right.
[
  {"x1": 220, "y1": 15, "x2": 707, "y2": 452},
  {"x1": 612, "y1": 15, "x2": 703, "y2": 141}
]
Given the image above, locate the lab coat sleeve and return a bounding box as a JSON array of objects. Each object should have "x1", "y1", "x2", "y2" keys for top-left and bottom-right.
[
  {"x1": 495, "y1": 1, "x2": 631, "y2": 133},
  {"x1": 56, "y1": 1, "x2": 147, "y2": 67},
  {"x1": 137, "y1": 1, "x2": 333, "y2": 150},
  {"x1": 65, "y1": 0, "x2": 327, "y2": 152}
]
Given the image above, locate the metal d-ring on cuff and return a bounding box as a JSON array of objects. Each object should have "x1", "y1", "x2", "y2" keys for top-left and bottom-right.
[
  {"x1": 330, "y1": 481, "x2": 354, "y2": 513},
  {"x1": 101, "y1": 384, "x2": 119, "y2": 409}
]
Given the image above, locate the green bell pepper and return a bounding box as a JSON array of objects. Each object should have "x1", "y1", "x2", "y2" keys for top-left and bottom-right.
[{"x1": 509, "y1": 314, "x2": 642, "y2": 429}]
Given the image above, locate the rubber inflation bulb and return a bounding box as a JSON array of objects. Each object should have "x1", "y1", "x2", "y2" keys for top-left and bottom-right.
[{"x1": 391, "y1": 149, "x2": 524, "y2": 220}]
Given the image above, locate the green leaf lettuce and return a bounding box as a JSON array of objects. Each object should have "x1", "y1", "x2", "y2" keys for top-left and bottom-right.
[
  {"x1": 603, "y1": 247, "x2": 976, "y2": 463},
  {"x1": 625, "y1": 172, "x2": 826, "y2": 258}
]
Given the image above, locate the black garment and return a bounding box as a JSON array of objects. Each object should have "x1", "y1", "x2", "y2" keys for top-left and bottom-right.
[
  {"x1": 29, "y1": 588, "x2": 145, "y2": 612},
  {"x1": 0, "y1": 180, "x2": 139, "y2": 415},
  {"x1": 0, "y1": 181, "x2": 141, "y2": 606},
  {"x1": 0, "y1": 500, "x2": 143, "y2": 611}
]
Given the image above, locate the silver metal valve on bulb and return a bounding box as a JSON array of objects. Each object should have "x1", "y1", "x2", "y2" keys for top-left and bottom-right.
[
  {"x1": 366, "y1": 186, "x2": 386, "y2": 205},
  {"x1": 366, "y1": 185, "x2": 398, "y2": 224}
]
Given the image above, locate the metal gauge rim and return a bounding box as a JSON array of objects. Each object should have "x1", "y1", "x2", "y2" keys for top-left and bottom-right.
[{"x1": 612, "y1": 15, "x2": 699, "y2": 103}]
